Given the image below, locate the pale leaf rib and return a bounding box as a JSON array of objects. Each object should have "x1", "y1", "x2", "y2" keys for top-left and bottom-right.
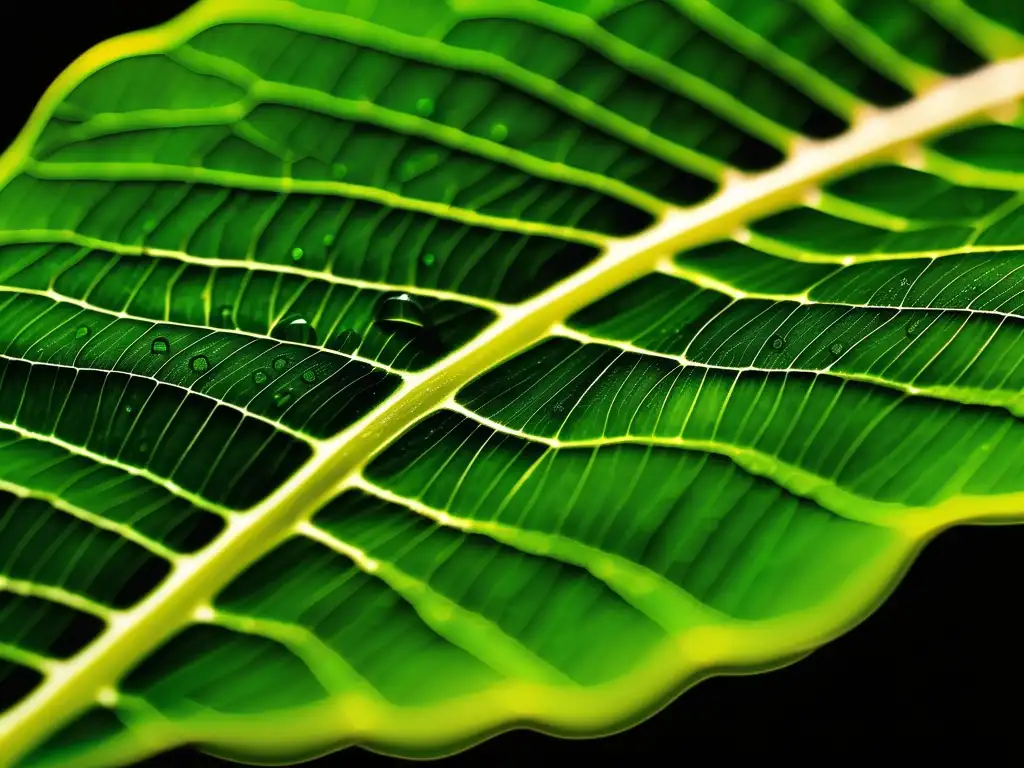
[
  {"x1": 452, "y1": 0, "x2": 797, "y2": 148},
  {"x1": 0, "y1": 279, "x2": 407, "y2": 379},
  {"x1": 0, "y1": 229, "x2": 511, "y2": 314},
  {"x1": 200, "y1": 608, "x2": 386, "y2": 697},
  {"x1": 0, "y1": 576, "x2": 115, "y2": 621},
  {"x1": 655, "y1": 260, "x2": 1024, "y2": 319},
  {"x1": 438, "y1": 400, "x2": 927, "y2": 526},
  {"x1": 0, "y1": 421, "x2": 226, "y2": 519},
  {"x1": 915, "y1": 0, "x2": 1024, "y2": 59},
  {"x1": 0, "y1": 477, "x2": 179, "y2": 561},
  {"x1": 549, "y1": 325, "x2": 1024, "y2": 413},
  {"x1": 0, "y1": 645, "x2": 55, "y2": 675},
  {"x1": 792, "y1": 0, "x2": 942, "y2": 93},
  {"x1": 736, "y1": 230, "x2": 1024, "y2": 264},
  {"x1": 344, "y1": 473, "x2": 727, "y2": 635},
  {"x1": 297, "y1": 521, "x2": 577, "y2": 687},
  {"x1": 0, "y1": 349, "x2": 317, "y2": 445},
  {"x1": 23, "y1": 160, "x2": 608, "y2": 247},
  {"x1": 664, "y1": 0, "x2": 861, "y2": 118}
]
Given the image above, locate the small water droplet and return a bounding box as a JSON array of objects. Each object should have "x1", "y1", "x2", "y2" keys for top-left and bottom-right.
[
  {"x1": 139, "y1": 442, "x2": 150, "y2": 454},
  {"x1": 151, "y1": 337, "x2": 170, "y2": 355},
  {"x1": 189, "y1": 355, "x2": 210, "y2": 373},
  {"x1": 272, "y1": 356, "x2": 289, "y2": 373},
  {"x1": 272, "y1": 389, "x2": 293, "y2": 408},
  {"x1": 216, "y1": 305, "x2": 233, "y2": 327},
  {"x1": 252, "y1": 370, "x2": 269, "y2": 386},
  {"x1": 421, "y1": 252, "x2": 435, "y2": 267},
  {"x1": 125, "y1": 405, "x2": 134, "y2": 414},
  {"x1": 770, "y1": 335, "x2": 785, "y2": 351},
  {"x1": 489, "y1": 123, "x2": 508, "y2": 142},
  {"x1": 328, "y1": 330, "x2": 361, "y2": 355},
  {"x1": 829, "y1": 342, "x2": 844, "y2": 356},
  {"x1": 906, "y1": 319, "x2": 922, "y2": 338},
  {"x1": 301, "y1": 369, "x2": 317, "y2": 384},
  {"x1": 291, "y1": 247, "x2": 304, "y2": 263},
  {"x1": 374, "y1": 292, "x2": 429, "y2": 330},
  {"x1": 331, "y1": 163, "x2": 348, "y2": 180},
  {"x1": 75, "y1": 326, "x2": 90, "y2": 340},
  {"x1": 323, "y1": 233, "x2": 335, "y2": 246},
  {"x1": 415, "y1": 97, "x2": 434, "y2": 117},
  {"x1": 270, "y1": 313, "x2": 318, "y2": 345}
]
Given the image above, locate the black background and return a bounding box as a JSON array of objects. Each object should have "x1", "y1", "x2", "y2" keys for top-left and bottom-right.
[{"x1": 2, "y1": 1, "x2": 1020, "y2": 762}]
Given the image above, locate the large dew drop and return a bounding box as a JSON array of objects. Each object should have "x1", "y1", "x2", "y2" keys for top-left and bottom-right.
[
  {"x1": 271, "y1": 313, "x2": 318, "y2": 345},
  {"x1": 374, "y1": 293, "x2": 429, "y2": 331},
  {"x1": 189, "y1": 355, "x2": 210, "y2": 373},
  {"x1": 151, "y1": 337, "x2": 170, "y2": 355}
]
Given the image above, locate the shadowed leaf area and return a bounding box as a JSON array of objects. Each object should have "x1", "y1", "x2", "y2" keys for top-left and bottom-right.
[{"x1": 0, "y1": 0, "x2": 1022, "y2": 766}]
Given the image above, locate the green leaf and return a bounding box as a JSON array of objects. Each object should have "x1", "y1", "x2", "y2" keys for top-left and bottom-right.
[{"x1": 0, "y1": 0, "x2": 1022, "y2": 764}]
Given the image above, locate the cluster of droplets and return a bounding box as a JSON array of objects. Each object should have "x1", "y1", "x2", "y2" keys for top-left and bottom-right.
[{"x1": 127, "y1": 287, "x2": 436, "y2": 413}]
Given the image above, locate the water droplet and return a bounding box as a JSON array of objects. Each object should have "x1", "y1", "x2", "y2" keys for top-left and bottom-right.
[
  {"x1": 374, "y1": 292, "x2": 428, "y2": 330},
  {"x1": 323, "y1": 233, "x2": 335, "y2": 246},
  {"x1": 328, "y1": 330, "x2": 361, "y2": 355},
  {"x1": 829, "y1": 342, "x2": 844, "y2": 356},
  {"x1": 331, "y1": 163, "x2": 348, "y2": 180},
  {"x1": 301, "y1": 369, "x2": 317, "y2": 384},
  {"x1": 139, "y1": 442, "x2": 150, "y2": 454},
  {"x1": 252, "y1": 370, "x2": 269, "y2": 386},
  {"x1": 272, "y1": 389, "x2": 293, "y2": 408},
  {"x1": 906, "y1": 319, "x2": 922, "y2": 338},
  {"x1": 770, "y1": 335, "x2": 785, "y2": 351},
  {"x1": 421, "y1": 252, "x2": 436, "y2": 267},
  {"x1": 151, "y1": 337, "x2": 170, "y2": 355},
  {"x1": 216, "y1": 305, "x2": 234, "y2": 327},
  {"x1": 291, "y1": 247, "x2": 304, "y2": 263},
  {"x1": 189, "y1": 355, "x2": 210, "y2": 373},
  {"x1": 75, "y1": 326, "x2": 90, "y2": 340},
  {"x1": 272, "y1": 356, "x2": 289, "y2": 373},
  {"x1": 489, "y1": 123, "x2": 509, "y2": 142},
  {"x1": 270, "y1": 313, "x2": 318, "y2": 345},
  {"x1": 125, "y1": 405, "x2": 133, "y2": 414},
  {"x1": 415, "y1": 97, "x2": 434, "y2": 117}
]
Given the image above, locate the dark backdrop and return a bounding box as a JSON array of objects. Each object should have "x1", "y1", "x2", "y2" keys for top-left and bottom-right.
[{"x1": 2, "y1": 1, "x2": 1019, "y2": 761}]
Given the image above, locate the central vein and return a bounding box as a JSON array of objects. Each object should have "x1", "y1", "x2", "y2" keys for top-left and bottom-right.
[{"x1": 1, "y1": 45, "x2": 1022, "y2": 768}]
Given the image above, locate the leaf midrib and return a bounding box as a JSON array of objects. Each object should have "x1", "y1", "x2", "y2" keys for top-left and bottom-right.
[{"x1": 0, "y1": 5, "x2": 1021, "y2": 759}]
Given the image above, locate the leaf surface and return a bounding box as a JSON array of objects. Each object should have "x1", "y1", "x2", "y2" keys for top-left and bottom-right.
[{"x1": 0, "y1": 0, "x2": 1023, "y2": 764}]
